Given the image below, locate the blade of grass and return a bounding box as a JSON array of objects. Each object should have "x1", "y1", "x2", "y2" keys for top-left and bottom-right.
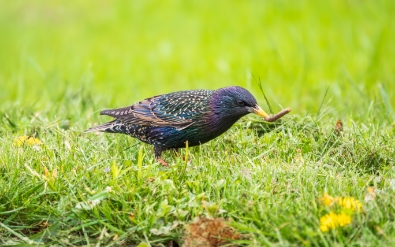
[
  {"x1": 317, "y1": 86, "x2": 330, "y2": 117},
  {"x1": 0, "y1": 222, "x2": 44, "y2": 245},
  {"x1": 254, "y1": 75, "x2": 274, "y2": 114}
]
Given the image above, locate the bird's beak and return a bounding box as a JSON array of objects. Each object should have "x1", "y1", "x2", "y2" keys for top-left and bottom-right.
[{"x1": 249, "y1": 105, "x2": 270, "y2": 120}]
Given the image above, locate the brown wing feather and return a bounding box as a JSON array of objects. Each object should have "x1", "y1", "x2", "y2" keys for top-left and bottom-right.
[{"x1": 100, "y1": 97, "x2": 194, "y2": 129}]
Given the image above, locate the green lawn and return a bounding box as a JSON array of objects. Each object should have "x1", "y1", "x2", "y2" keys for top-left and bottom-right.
[{"x1": 1, "y1": 1, "x2": 395, "y2": 246}]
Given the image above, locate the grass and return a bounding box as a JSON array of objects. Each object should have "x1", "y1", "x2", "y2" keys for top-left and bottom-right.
[{"x1": 1, "y1": 0, "x2": 395, "y2": 246}]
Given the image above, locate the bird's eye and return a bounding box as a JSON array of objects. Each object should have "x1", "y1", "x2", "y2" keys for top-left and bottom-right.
[{"x1": 237, "y1": 100, "x2": 246, "y2": 106}]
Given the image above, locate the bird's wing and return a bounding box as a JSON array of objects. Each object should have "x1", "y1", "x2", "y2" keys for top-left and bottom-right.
[{"x1": 100, "y1": 90, "x2": 212, "y2": 130}]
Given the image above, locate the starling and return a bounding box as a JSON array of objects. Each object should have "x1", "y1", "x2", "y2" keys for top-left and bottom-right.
[{"x1": 85, "y1": 86, "x2": 290, "y2": 167}]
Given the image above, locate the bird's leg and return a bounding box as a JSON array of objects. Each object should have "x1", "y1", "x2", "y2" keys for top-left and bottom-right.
[{"x1": 154, "y1": 146, "x2": 169, "y2": 168}]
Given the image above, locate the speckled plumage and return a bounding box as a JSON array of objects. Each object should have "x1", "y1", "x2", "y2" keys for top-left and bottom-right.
[{"x1": 85, "y1": 86, "x2": 269, "y2": 166}]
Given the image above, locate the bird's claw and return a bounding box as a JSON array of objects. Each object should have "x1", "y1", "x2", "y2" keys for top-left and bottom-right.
[{"x1": 157, "y1": 158, "x2": 169, "y2": 168}]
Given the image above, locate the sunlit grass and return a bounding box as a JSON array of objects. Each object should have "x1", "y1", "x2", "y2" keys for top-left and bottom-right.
[{"x1": 1, "y1": 0, "x2": 395, "y2": 246}]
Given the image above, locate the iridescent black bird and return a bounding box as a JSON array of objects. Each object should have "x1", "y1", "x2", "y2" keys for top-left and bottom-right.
[{"x1": 85, "y1": 86, "x2": 272, "y2": 167}]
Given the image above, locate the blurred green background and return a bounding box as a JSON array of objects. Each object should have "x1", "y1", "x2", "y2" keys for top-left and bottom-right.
[{"x1": 1, "y1": 0, "x2": 394, "y2": 123}]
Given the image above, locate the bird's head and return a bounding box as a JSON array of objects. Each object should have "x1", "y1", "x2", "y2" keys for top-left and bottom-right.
[{"x1": 212, "y1": 86, "x2": 269, "y2": 119}]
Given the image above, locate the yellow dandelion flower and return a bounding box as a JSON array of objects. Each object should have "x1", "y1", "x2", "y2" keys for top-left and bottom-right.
[
  {"x1": 13, "y1": 136, "x2": 42, "y2": 147},
  {"x1": 337, "y1": 197, "x2": 362, "y2": 212},
  {"x1": 319, "y1": 211, "x2": 351, "y2": 232},
  {"x1": 320, "y1": 193, "x2": 335, "y2": 206}
]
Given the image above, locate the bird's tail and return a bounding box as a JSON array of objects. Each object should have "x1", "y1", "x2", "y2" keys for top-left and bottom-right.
[{"x1": 84, "y1": 120, "x2": 124, "y2": 133}]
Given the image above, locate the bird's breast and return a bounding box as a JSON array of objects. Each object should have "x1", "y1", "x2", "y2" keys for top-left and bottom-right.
[{"x1": 135, "y1": 111, "x2": 242, "y2": 149}]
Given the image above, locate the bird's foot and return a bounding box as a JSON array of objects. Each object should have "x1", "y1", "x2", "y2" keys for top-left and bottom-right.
[{"x1": 157, "y1": 158, "x2": 169, "y2": 168}]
